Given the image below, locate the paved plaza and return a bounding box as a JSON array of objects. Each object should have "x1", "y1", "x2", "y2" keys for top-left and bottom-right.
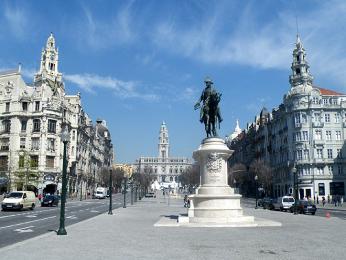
[{"x1": 0, "y1": 195, "x2": 345, "y2": 260}]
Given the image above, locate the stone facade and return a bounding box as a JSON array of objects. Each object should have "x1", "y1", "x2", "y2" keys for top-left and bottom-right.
[
  {"x1": 134, "y1": 122, "x2": 191, "y2": 184},
  {"x1": 228, "y1": 35, "x2": 346, "y2": 200},
  {"x1": 0, "y1": 34, "x2": 113, "y2": 197}
]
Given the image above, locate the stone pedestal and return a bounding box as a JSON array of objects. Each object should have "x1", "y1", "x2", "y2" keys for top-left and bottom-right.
[{"x1": 184, "y1": 138, "x2": 255, "y2": 225}]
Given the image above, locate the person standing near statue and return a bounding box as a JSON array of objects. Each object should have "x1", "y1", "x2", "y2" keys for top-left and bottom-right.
[{"x1": 194, "y1": 77, "x2": 223, "y2": 137}]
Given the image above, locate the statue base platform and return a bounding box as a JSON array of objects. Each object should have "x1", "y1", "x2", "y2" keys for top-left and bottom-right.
[{"x1": 183, "y1": 137, "x2": 255, "y2": 226}]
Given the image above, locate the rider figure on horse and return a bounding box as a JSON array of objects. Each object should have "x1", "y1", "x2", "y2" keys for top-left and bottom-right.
[{"x1": 194, "y1": 77, "x2": 223, "y2": 137}]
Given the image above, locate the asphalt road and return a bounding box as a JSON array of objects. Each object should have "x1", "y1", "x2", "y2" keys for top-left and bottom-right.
[
  {"x1": 241, "y1": 197, "x2": 346, "y2": 220},
  {"x1": 0, "y1": 193, "x2": 132, "y2": 248}
]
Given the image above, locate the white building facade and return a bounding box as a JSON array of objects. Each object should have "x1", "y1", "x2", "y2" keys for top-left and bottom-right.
[
  {"x1": 0, "y1": 34, "x2": 113, "y2": 197},
  {"x1": 229, "y1": 35, "x2": 346, "y2": 200},
  {"x1": 134, "y1": 122, "x2": 192, "y2": 185}
]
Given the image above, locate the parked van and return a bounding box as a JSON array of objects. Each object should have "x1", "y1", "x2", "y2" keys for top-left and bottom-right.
[
  {"x1": 95, "y1": 187, "x2": 107, "y2": 199},
  {"x1": 1, "y1": 191, "x2": 37, "y2": 211},
  {"x1": 272, "y1": 196, "x2": 295, "y2": 211}
]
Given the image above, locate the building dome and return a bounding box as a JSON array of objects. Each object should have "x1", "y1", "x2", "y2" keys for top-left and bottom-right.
[{"x1": 228, "y1": 120, "x2": 242, "y2": 141}]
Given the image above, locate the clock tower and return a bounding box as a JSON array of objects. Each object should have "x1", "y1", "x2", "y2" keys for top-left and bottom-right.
[
  {"x1": 158, "y1": 121, "x2": 169, "y2": 159},
  {"x1": 34, "y1": 33, "x2": 64, "y2": 93}
]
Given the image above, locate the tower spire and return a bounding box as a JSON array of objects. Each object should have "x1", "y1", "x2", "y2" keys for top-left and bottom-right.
[
  {"x1": 158, "y1": 122, "x2": 169, "y2": 158},
  {"x1": 34, "y1": 33, "x2": 64, "y2": 92},
  {"x1": 289, "y1": 35, "x2": 313, "y2": 88}
]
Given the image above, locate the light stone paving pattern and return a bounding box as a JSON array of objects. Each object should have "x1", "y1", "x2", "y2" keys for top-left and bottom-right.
[{"x1": 0, "y1": 197, "x2": 345, "y2": 260}]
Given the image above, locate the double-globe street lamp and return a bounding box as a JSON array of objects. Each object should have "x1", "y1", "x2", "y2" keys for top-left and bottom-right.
[
  {"x1": 57, "y1": 126, "x2": 70, "y2": 236},
  {"x1": 254, "y1": 175, "x2": 258, "y2": 209}
]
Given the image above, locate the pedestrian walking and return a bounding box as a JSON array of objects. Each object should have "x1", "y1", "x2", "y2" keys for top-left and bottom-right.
[
  {"x1": 322, "y1": 196, "x2": 326, "y2": 207},
  {"x1": 328, "y1": 194, "x2": 330, "y2": 204},
  {"x1": 184, "y1": 195, "x2": 188, "y2": 208},
  {"x1": 317, "y1": 196, "x2": 319, "y2": 204},
  {"x1": 334, "y1": 196, "x2": 337, "y2": 207},
  {"x1": 341, "y1": 196, "x2": 344, "y2": 206},
  {"x1": 337, "y1": 195, "x2": 341, "y2": 207}
]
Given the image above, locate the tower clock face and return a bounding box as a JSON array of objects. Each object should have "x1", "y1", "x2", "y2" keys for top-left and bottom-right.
[{"x1": 50, "y1": 54, "x2": 55, "y2": 60}]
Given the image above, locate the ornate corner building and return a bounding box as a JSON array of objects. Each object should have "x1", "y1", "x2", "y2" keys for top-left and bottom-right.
[
  {"x1": 134, "y1": 122, "x2": 192, "y2": 184},
  {"x1": 228, "y1": 35, "x2": 346, "y2": 200},
  {"x1": 0, "y1": 34, "x2": 114, "y2": 197}
]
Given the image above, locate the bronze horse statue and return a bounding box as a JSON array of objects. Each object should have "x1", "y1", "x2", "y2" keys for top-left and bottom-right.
[{"x1": 195, "y1": 78, "x2": 223, "y2": 138}]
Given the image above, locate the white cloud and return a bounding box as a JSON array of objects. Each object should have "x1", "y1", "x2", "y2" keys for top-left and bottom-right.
[
  {"x1": 21, "y1": 67, "x2": 36, "y2": 79},
  {"x1": 151, "y1": 0, "x2": 346, "y2": 87},
  {"x1": 176, "y1": 87, "x2": 198, "y2": 103},
  {"x1": 64, "y1": 73, "x2": 159, "y2": 101},
  {"x1": 3, "y1": 4, "x2": 29, "y2": 39},
  {"x1": 78, "y1": 3, "x2": 135, "y2": 50}
]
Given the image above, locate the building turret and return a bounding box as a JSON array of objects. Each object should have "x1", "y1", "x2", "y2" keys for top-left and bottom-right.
[
  {"x1": 158, "y1": 121, "x2": 169, "y2": 158},
  {"x1": 289, "y1": 35, "x2": 313, "y2": 88},
  {"x1": 34, "y1": 33, "x2": 64, "y2": 93}
]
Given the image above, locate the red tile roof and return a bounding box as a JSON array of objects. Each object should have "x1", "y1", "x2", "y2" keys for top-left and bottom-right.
[{"x1": 315, "y1": 87, "x2": 344, "y2": 96}]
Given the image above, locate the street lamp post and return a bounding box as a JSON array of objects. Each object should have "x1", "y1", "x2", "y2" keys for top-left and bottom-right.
[
  {"x1": 123, "y1": 178, "x2": 127, "y2": 208},
  {"x1": 108, "y1": 169, "x2": 113, "y2": 215},
  {"x1": 292, "y1": 166, "x2": 298, "y2": 215},
  {"x1": 134, "y1": 182, "x2": 138, "y2": 203},
  {"x1": 255, "y1": 175, "x2": 258, "y2": 209},
  {"x1": 79, "y1": 180, "x2": 82, "y2": 201},
  {"x1": 130, "y1": 182, "x2": 134, "y2": 205},
  {"x1": 168, "y1": 185, "x2": 171, "y2": 206},
  {"x1": 57, "y1": 126, "x2": 70, "y2": 236}
]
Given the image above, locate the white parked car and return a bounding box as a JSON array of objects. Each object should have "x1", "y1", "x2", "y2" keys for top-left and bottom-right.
[
  {"x1": 272, "y1": 196, "x2": 295, "y2": 211},
  {"x1": 1, "y1": 191, "x2": 37, "y2": 211}
]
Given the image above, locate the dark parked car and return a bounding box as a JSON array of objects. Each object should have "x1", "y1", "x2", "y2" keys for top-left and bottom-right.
[
  {"x1": 41, "y1": 195, "x2": 59, "y2": 207},
  {"x1": 290, "y1": 200, "x2": 316, "y2": 215},
  {"x1": 262, "y1": 197, "x2": 275, "y2": 210},
  {"x1": 145, "y1": 192, "x2": 156, "y2": 198}
]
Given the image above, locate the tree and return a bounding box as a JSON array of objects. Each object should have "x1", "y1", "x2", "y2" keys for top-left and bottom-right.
[
  {"x1": 179, "y1": 165, "x2": 200, "y2": 187},
  {"x1": 13, "y1": 150, "x2": 40, "y2": 192},
  {"x1": 99, "y1": 167, "x2": 125, "y2": 192},
  {"x1": 249, "y1": 159, "x2": 273, "y2": 196},
  {"x1": 228, "y1": 163, "x2": 248, "y2": 186},
  {"x1": 132, "y1": 171, "x2": 154, "y2": 193}
]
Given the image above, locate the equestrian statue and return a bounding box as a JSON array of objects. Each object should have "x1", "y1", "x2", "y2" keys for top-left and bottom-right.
[{"x1": 194, "y1": 77, "x2": 223, "y2": 138}]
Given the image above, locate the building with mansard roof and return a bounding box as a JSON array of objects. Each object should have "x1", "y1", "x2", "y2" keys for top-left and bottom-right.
[
  {"x1": 228, "y1": 35, "x2": 346, "y2": 200},
  {"x1": 133, "y1": 122, "x2": 192, "y2": 185},
  {"x1": 0, "y1": 33, "x2": 113, "y2": 197}
]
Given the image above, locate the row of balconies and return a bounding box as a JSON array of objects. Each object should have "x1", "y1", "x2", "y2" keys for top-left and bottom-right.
[{"x1": 295, "y1": 121, "x2": 346, "y2": 129}]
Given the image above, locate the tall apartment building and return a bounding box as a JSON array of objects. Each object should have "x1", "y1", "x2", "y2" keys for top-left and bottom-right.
[
  {"x1": 229, "y1": 35, "x2": 346, "y2": 200},
  {"x1": 0, "y1": 34, "x2": 113, "y2": 197},
  {"x1": 134, "y1": 122, "x2": 191, "y2": 184}
]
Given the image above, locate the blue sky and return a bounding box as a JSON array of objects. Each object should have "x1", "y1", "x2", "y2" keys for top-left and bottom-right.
[{"x1": 1, "y1": 0, "x2": 346, "y2": 163}]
